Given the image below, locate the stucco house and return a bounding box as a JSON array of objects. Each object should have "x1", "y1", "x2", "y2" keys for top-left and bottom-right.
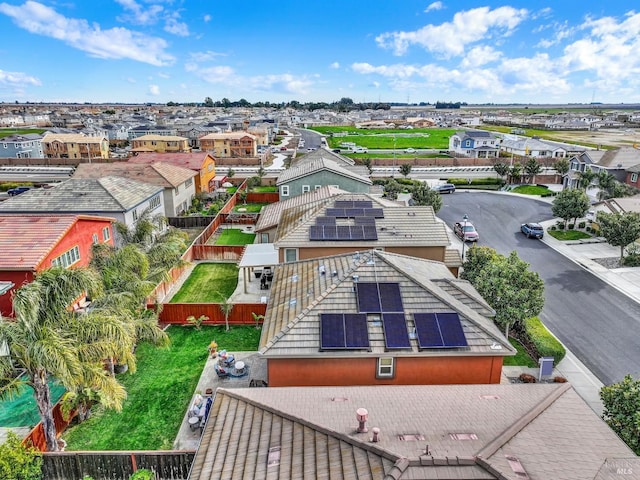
[
  {"x1": 130, "y1": 134, "x2": 191, "y2": 154},
  {"x1": 41, "y1": 133, "x2": 109, "y2": 159},
  {"x1": 259, "y1": 249, "x2": 514, "y2": 387},
  {"x1": 449, "y1": 130, "x2": 500, "y2": 158},
  {"x1": 128, "y1": 152, "x2": 217, "y2": 193},
  {"x1": 73, "y1": 162, "x2": 197, "y2": 217},
  {"x1": 0, "y1": 214, "x2": 114, "y2": 317},
  {"x1": 199, "y1": 131, "x2": 259, "y2": 158},
  {"x1": 565, "y1": 147, "x2": 640, "y2": 190}
]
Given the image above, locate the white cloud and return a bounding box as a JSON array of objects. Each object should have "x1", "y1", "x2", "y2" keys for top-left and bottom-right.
[
  {"x1": 157, "y1": 72, "x2": 170, "y2": 79},
  {"x1": 164, "y1": 17, "x2": 189, "y2": 36},
  {"x1": 148, "y1": 84, "x2": 160, "y2": 96},
  {"x1": 376, "y1": 6, "x2": 528, "y2": 57},
  {"x1": 0, "y1": 69, "x2": 41, "y2": 86},
  {"x1": 115, "y1": 0, "x2": 164, "y2": 26},
  {"x1": 189, "y1": 51, "x2": 228, "y2": 62},
  {"x1": 459, "y1": 45, "x2": 502, "y2": 68},
  {"x1": 330, "y1": 62, "x2": 340, "y2": 69},
  {"x1": 0, "y1": 1, "x2": 175, "y2": 66},
  {"x1": 203, "y1": 14, "x2": 211, "y2": 22},
  {"x1": 424, "y1": 2, "x2": 443, "y2": 13}
]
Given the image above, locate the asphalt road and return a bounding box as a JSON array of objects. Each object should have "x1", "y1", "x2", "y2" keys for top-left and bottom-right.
[{"x1": 437, "y1": 191, "x2": 640, "y2": 385}]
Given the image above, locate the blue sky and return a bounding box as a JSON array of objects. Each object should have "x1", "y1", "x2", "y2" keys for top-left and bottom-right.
[{"x1": 0, "y1": 1, "x2": 638, "y2": 105}]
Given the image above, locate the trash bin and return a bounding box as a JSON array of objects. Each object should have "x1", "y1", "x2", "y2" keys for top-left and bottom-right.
[{"x1": 538, "y1": 357, "x2": 554, "y2": 381}]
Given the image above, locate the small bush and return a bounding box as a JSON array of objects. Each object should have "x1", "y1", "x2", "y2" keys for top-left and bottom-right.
[
  {"x1": 568, "y1": 223, "x2": 575, "y2": 230},
  {"x1": 523, "y1": 317, "x2": 566, "y2": 364},
  {"x1": 0, "y1": 431, "x2": 42, "y2": 480},
  {"x1": 549, "y1": 225, "x2": 556, "y2": 231},
  {"x1": 586, "y1": 226, "x2": 592, "y2": 233},
  {"x1": 130, "y1": 470, "x2": 155, "y2": 480},
  {"x1": 578, "y1": 221, "x2": 586, "y2": 229},
  {"x1": 519, "y1": 373, "x2": 537, "y2": 383},
  {"x1": 554, "y1": 376, "x2": 568, "y2": 383},
  {"x1": 557, "y1": 223, "x2": 565, "y2": 230}
]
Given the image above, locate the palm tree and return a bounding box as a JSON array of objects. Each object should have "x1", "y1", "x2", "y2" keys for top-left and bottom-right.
[
  {"x1": 524, "y1": 158, "x2": 542, "y2": 184},
  {"x1": 218, "y1": 296, "x2": 234, "y2": 331},
  {"x1": 0, "y1": 267, "x2": 130, "y2": 451},
  {"x1": 509, "y1": 163, "x2": 522, "y2": 184},
  {"x1": 399, "y1": 164, "x2": 412, "y2": 177},
  {"x1": 577, "y1": 167, "x2": 597, "y2": 190},
  {"x1": 597, "y1": 171, "x2": 616, "y2": 200}
]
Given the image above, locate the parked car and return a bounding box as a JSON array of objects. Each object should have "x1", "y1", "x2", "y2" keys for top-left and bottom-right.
[
  {"x1": 453, "y1": 221, "x2": 479, "y2": 242},
  {"x1": 404, "y1": 148, "x2": 416, "y2": 153},
  {"x1": 7, "y1": 186, "x2": 31, "y2": 196},
  {"x1": 433, "y1": 183, "x2": 456, "y2": 194},
  {"x1": 521, "y1": 223, "x2": 544, "y2": 239}
]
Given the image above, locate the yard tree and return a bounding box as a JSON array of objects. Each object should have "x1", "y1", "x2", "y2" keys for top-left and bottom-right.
[
  {"x1": 597, "y1": 211, "x2": 640, "y2": 260},
  {"x1": 509, "y1": 163, "x2": 522, "y2": 183},
  {"x1": 464, "y1": 249, "x2": 544, "y2": 337},
  {"x1": 383, "y1": 179, "x2": 401, "y2": 201},
  {"x1": 219, "y1": 296, "x2": 234, "y2": 331},
  {"x1": 0, "y1": 267, "x2": 131, "y2": 451},
  {"x1": 601, "y1": 374, "x2": 640, "y2": 455},
  {"x1": 360, "y1": 158, "x2": 373, "y2": 174},
  {"x1": 551, "y1": 188, "x2": 590, "y2": 227},
  {"x1": 596, "y1": 171, "x2": 617, "y2": 200},
  {"x1": 524, "y1": 158, "x2": 542, "y2": 184},
  {"x1": 577, "y1": 167, "x2": 597, "y2": 190},
  {"x1": 399, "y1": 163, "x2": 412, "y2": 177},
  {"x1": 554, "y1": 157, "x2": 570, "y2": 177},
  {"x1": 493, "y1": 162, "x2": 509, "y2": 182},
  {"x1": 410, "y1": 182, "x2": 443, "y2": 212},
  {"x1": 460, "y1": 245, "x2": 501, "y2": 284}
]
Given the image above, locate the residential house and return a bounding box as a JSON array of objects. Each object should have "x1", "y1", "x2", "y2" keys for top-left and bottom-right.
[
  {"x1": 41, "y1": 133, "x2": 109, "y2": 159},
  {"x1": 127, "y1": 124, "x2": 177, "y2": 141},
  {"x1": 128, "y1": 152, "x2": 217, "y2": 193},
  {"x1": 449, "y1": 130, "x2": 501, "y2": 158},
  {"x1": 0, "y1": 177, "x2": 164, "y2": 234},
  {"x1": 199, "y1": 132, "x2": 259, "y2": 158},
  {"x1": 258, "y1": 249, "x2": 513, "y2": 387},
  {"x1": 625, "y1": 164, "x2": 640, "y2": 188},
  {"x1": 565, "y1": 147, "x2": 640, "y2": 189},
  {"x1": 499, "y1": 136, "x2": 587, "y2": 158},
  {"x1": 276, "y1": 157, "x2": 372, "y2": 199},
  {"x1": 271, "y1": 193, "x2": 461, "y2": 273},
  {"x1": 0, "y1": 133, "x2": 44, "y2": 158},
  {"x1": 189, "y1": 383, "x2": 638, "y2": 480},
  {"x1": 0, "y1": 214, "x2": 114, "y2": 317},
  {"x1": 73, "y1": 162, "x2": 197, "y2": 217},
  {"x1": 130, "y1": 134, "x2": 191, "y2": 154}
]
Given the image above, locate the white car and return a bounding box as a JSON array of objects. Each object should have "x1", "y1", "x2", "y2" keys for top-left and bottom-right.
[{"x1": 404, "y1": 148, "x2": 416, "y2": 153}]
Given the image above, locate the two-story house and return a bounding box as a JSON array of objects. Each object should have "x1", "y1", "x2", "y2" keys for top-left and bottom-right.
[
  {"x1": 566, "y1": 147, "x2": 640, "y2": 190},
  {"x1": 449, "y1": 130, "x2": 501, "y2": 158},
  {"x1": 199, "y1": 132, "x2": 258, "y2": 158},
  {"x1": 128, "y1": 152, "x2": 217, "y2": 193},
  {"x1": 0, "y1": 133, "x2": 44, "y2": 158},
  {"x1": 41, "y1": 133, "x2": 109, "y2": 159},
  {"x1": 130, "y1": 134, "x2": 191, "y2": 154}
]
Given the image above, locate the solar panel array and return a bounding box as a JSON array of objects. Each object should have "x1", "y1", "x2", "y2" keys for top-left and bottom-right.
[
  {"x1": 413, "y1": 312, "x2": 468, "y2": 348},
  {"x1": 382, "y1": 313, "x2": 412, "y2": 349},
  {"x1": 316, "y1": 216, "x2": 336, "y2": 225},
  {"x1": 320, "y1": 313, "x2": 370, "y2": 350},
  {"x1": 309, "y1": 225, "x2": 378, "y2": 241},
  {"x1": 356, "y1": 282, "x2": 404, "y2": 313},
  {"x1": 334, "y1": 200, "x2": 373, "y2": 209},
  {"x1": 325, "y1": 208, "x2": 384, "y2": 218}
]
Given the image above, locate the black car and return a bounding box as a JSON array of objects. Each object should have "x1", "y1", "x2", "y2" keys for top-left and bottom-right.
[
  {"x1": 521, "y1": 223, "x2": 544, "y2": 238},
  {"x1": 433, "y1": 183, "x2": 456, "y2": 194}
]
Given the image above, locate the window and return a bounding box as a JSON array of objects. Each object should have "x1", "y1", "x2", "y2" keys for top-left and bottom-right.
[
  {"x1": 284, "y1": 248, "x2": 297, "y2": 263},
  {"x1": 102, "y1": 226, "x2": 111, "y2": 241},
  {"x1": 377, "y1": 357, "x2": 395, "y2": 378},
  {"x1": 174, "y1": 185, "x2": 180, "y2": 196},
  {"x1": 314, "y1": 185, "x2": 321, "y2": 190},
  {"x1": 208, "y1": 164, "x2": 214, "y2": 172},
  {"x1": 133, "y1": 209, "x2": 139, "y2": 221},
  {"x1": 632, "y1": 173, "x2": 638, "y2": 183},
  {"x1": 185, "y1": 177, "x2": 193, "y2": 188},
  {"x1": 51, "y1": 246, "x2": 80, "y2": 268},
  {"x1": 149, "y1": 194, "x2": 161, "y2": 210},
  {"x1": 92, "y1": 234, "x2": 98, "y2": 244},
  {"x1": 281, "y1": 185, "x2": 289, "y2": 196},
  {"x1": 302, "y1": 185, "x2": 310, "y2": 193},
  {"x1": 261, "y1": 233, "x2": 269, "y2": 243}
]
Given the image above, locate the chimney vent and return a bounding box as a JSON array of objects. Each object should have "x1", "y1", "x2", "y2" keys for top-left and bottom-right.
[
  {"x1": 371, "y1": 427, "x2": 381, "y2": 442},
  {"x1": 356, "y1": 408, "x2": 368, "y2": 433}
]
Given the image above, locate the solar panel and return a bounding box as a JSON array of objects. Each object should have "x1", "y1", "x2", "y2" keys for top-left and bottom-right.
[
  {"x1": 323, "y1": 226, "x2": 338, "y2": 239},
  {"x1": 326, "y1": 208, "x2": 347, "y2": 217},
  {"x1": 378, "y1": 283, "x2": 404, "y2": 312},
  {"x1": 316, "y1": 216, "x2": 336, "y2": 225},
  {"x1": 320, "y1": 313, "x2": 370, "y2": 350},
  {"x1": 309, "y1": 226, "x2": 324, "y2": 240},
  {"x1": 437, "y1": 312, "x2": 468, "y2": 347},
  {"x1": 354, "y1": 216, "x2": 376, "y2": 225},
  {"x1": 382, "y1": 313, "x2": 411, "y2": 349},
  {"x1": 350, "y1": 226, "x2": 365, "y2": 240},
  {"x1": 336, "y1": 225, "x2": 351, "y2": 239},
  {"x1": 346, "y1": 208, "x2": 364, "y2": 217},
  {"x1": 413, "y1": 312, "x2": 468, "y2": 348},
  {"x1": 353, "y1": 200, "x2": 373, "y2": 208},
  {"x1": 356, "y1": 283, "x2": 382, "y2": 313},
  {"x1": 364, "y1": 208, "x2": 384, "y2": 218},
  {"x1": 334, "y1": 200, "x2": 354, "y2": 208},
  {"x1": 362, "y1": 225, "x2": 378, "y2": 240}
]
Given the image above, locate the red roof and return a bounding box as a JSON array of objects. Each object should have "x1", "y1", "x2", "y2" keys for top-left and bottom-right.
[
  {"x1": 128, "y1": 152, "x2": 215, "y2": 171},
  {"x1": 0, "y1": 215, "x2": 113, "y2": 271}
]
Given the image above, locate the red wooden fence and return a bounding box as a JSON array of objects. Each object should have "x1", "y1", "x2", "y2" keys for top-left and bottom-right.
[
  {"x1": 246, "y1": 192, "x2": 279, "y2": 203},
  {"x1": 157, "y1": 303, "x2": 266, "y2": 325},
  {"x1": 23, "y1": 402, "x2": 74, "y2": 452}
]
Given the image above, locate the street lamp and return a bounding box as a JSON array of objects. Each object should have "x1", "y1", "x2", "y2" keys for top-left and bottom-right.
[
  {"x1": 392, "y1": 135, "x2": 396, "y2": 177},
  {"x1": 461, "y1": 214, "x2": 469, "y2": 261}
]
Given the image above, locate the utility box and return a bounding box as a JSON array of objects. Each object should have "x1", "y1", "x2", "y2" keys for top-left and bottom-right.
[{"x1": 538, "y1": 357, "x2": 554, "y2": 381}]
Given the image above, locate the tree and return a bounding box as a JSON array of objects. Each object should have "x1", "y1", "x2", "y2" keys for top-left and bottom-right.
[
  {"x1": 460, "y1": 246, "x2": 501, "y2": 284},
  {"x1": 493, "y1": 162, "x2": 509, "y2": 182},
  {"x1": 383, "y1": 179, "x2": 401, "y2": 201},
  {"x1": 203, "y1": 97, "x2": 214, "y2": 107},
  {"x1": 0, "y1": 431, "x2": 42, "y2": 480},
  {"x1": 601, "y1": 374, "x2": 640, "y2": 455},
  {"x1": 463, "y1": 249, "x2": 544, "y2": 336},
  {"x1": 410, "y1": 183, "x2": 443, "y2": 212},
  {"x1": 577, "y1": 167, "x2": 596, "y2": 190},
  {"x1": 226, "y1": 167, "x2": 235, "y2": 179},
  {"x1": 596, "y1": 171, "x2": 616, "y2": 200},
  {"x1": 554, "y1": 158, "x2": 570, "y2": 178},
  {"x1": 551, "y1": 188, "x2": 590, "y2": 227},
  {"x1": 399, "y1": 164, "x2": 412, "y2": 178},
  {"x1": 523, "y1": 158, "x2": 542, "y2": 184},
  {"x1": 218, "y1": 297, "x2": 234, "y2": 332},
  {"x1": 598, "y1": 211, "x2": 640, "y2": 260},
  {"x1": 509, "y1": 163, "x2": 522, "y2": 184},
  {"x1": 0, "y1": 267, "x2": 130, "y2": 451},
  {"x1": 360, "y1": 158, "x2": 373, "y2": 174}
]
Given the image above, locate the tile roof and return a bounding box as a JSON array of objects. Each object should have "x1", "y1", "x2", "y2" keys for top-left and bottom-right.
[
  {"x1": 259, "y1": 249, "x2": 513, "y2": 357},
  {"x1": 191, "y1": 384, "x2": 636, "y2": 480},
  {"x1": 128, "y1": 152, "x2": 215, "y2": 171},
  {"x1": 199, "y1": 132, "x2": 257, "y2": 140},
  {"x1": 594, "y1": 147, "x2": 640, "y2": 169},
  {"x1": 0, "y1": 177, "x2": 163, "y2": 214},
  {"x1": 42, "y1": 133, "x2": 105, "y2": 143},
  {"x1": 276, "y1": 157, "x2": 372, "y2": 185},
  {"x1": 73, "y1": 162, "x2": 196, "y2": 187},
  {"x1": 132, "y1": 134, "x2": 188, "y2": 141},
  {"x1": 274, "y1": 193, "x2": 450, "y2": 248},
  {"x1": 0, "y1": 214, "x2": 113, "y2": 270}
]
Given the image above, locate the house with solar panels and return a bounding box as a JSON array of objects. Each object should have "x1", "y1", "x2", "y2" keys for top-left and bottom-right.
[
  {"x1": 259, "y1": 249, "x2": 515, "y2": 387},
  {"x1": 271, "y1": 193, "x2": 462, "y2": 274}
]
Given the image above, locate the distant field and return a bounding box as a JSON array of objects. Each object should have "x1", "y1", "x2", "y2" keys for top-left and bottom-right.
[
  {"x1": 309, "y1": 126, "x2": 455, "y2": 150},
  {"x1": 0, "y1": 128, "x2": 46, "y2": 138}
]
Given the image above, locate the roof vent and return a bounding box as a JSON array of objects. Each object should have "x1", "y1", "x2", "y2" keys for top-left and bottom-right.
[
  {"x1": 505, "y1": 455, "x2": 529, "y2": 478},
  {"x1": 449, "y1": 433, "x2": 478, "y2": 440},
  {"x1": 318, "y1": 265, "x2": 326, "y2": 275},
  {"x1": 356, "y1": 408, "x2": 368, "y2": 433},
  {"x1": 398, "y1": 434, "x2": 425, "y2": 441},
  {"x1": 371, "y1": 427, "x2": 381, "y2": 443},
  {"x1": 331, "y1": 397, "x2": 349, "y2": 402},
  {"x1": 267, "y1": 446, "x2": 281, "y2": 467},
  {"x1": 332, "y1": 270, "x2": 338, "y2": 277},
  {"x1": 480, "y1": 394, "x2": 500, "y2": 400},
  {"x1": 352, "y1": 274, "x2": 359, "y2": 282}
]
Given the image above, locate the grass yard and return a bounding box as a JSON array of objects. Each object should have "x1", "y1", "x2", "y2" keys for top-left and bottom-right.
[
  {"x1": 547, "y1": 229, "x2": 592, "y2": 241},
  {"x1": 308, "y1": 126, "x2": 455, "y2": 150},
  {"x1": 0, "y1": 128, "x2": 46, "y2": 138},
  {"x1": 511, "y1": 185, "x2": 551, "y2": 195},
  {"x1": 170, "y1": 263, "x2": 238, "y2": 303},
  {"x1": 214, "y1": 228, "x2": 256, "y2": 246},
  {"x1": 63, "y1": 325, "x2": 261, "y2": 450},
  {"x1": 234, "y1": 203, "x2": 267, "y2": 213},
  {"x1": 503, "y1": 338, "x2": 538, "y2": 367},
  {"x1": 251, "y1": 186, "x2": 278, "y2": 193}
]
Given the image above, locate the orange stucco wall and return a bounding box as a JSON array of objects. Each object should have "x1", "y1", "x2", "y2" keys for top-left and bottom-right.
[
  {"x1": 199, "y1": 155, "x2": 217, "y2": 192},
  {"x1": 267, "y1": 356, "x2": 504, "y2": 387}
]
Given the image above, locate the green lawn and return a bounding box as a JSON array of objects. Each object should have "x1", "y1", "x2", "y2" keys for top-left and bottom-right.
[
  {"x1": 308, "y1": 126, "x2": 455, "y2": 150},
  {"x1": 511, "y1": 185, "x2": 551, "y2": 195},
  {"x1": 503, "y1": 338, "x2": 538, "y2": 367},
  {"x1": 234, "y1": 203, "x2": 267, "y2": 213},
  {"x1": 214, "y1": 228, "x2": 256, "y2": 246},
  {"x1": 0, "y1": 128, "x2": 46, "y2": 138},
  {"x1": 251, "y1": 186, "x2": 277, "y2": 193},
  {"x1": 547, "y1": 229, "x2": 592, "y2": 241},
  {"x1": 63, "y1": 325, "x2": 261, "y2": 450},
  {"x1": 170, "y1": 263, "x2": 238, "y2": 303}
]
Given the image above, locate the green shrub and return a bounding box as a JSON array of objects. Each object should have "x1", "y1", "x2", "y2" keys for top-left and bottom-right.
[
  {"x1": 578, "y1": 221, "x2": 586, "y2": 229},
  {"x1": 130, "y1": 470, "x2": 155, "y2": 480},
  {"x1": 557, "y1": 223, "x2": 565, "y2": 230},
  {"x1": 0, "y1": 431, "x2": 43, "y2": 480},
  {"x1": 523, "y1": 317, "x2": 566, "y2": 365},
  {"x1": 0, "y1": 182, "x2": 33, "y2": 192},
  {"x1": 586, "y1": 226, "x2": 592, "y2": 233},
  {"x1": 568, "y1": 223, "x2": 575, "y2": 230},
  {"x1": 447, "y1": 177, "x2": 502, "y2": 186}
]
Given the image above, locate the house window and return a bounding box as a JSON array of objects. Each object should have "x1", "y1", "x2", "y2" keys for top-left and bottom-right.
[
  {"x1": 185, "y1": 177, "x2": 193, "y2": 188},
  {"x1": 284, "y1": 248, "x2": 297, "y2": 263},
  {"x1": 174, "y1": 185, "x2": 180, "y2": 196},
  {"x1": 51, "y1": 246, "x2": 80, "y2": 268},
  {"x1": 632, "y1": 173, "x2": 638, "y2": 183},
  {"x1": 102, "y1": 226, "x2": 111, "y2": 241},
  {"x1": 261, "y1": 233, "x2": 269, "y2": 243},
  {"x1": 281, "y1": 185, "x2": 289, "y2": 197},
  {"x1": 302, "y1": 185, "x2": 310, "y2": 193},
  {"x1": 314, "y1": 185, "x2": 321, "y2": 190},
  {"x1": 133, "y1": 209, "x2": 139, "y2": 221},
  {"x1": 208, "y1": 164, "x2": 214, "y2": 172},
  {"x1": 92, "y1": 234, "x2": 99, "y2": 244},
  {"x1": 377, "y1": 357, "x2": 395, "y2": 378},
  {"x1": 149, "y1": 194, "x2": 161, "y2": 210}
]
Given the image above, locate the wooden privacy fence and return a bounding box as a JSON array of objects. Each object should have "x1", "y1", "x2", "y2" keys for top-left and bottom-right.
[
  {"x1": 158, "y1": 303, "x2": 266, "y2": 325},
  {"x1": 23, "y1": 402, "x2": 74, "y2": 452},
  {"x1": 247, "y1": 192, "x2": 279, "y2": 203},
  {"x1": 167, "y1": 216, "x2": 217, "y2": 229},
  {"x1": 190, "y1": 245, "x2": 245, "y2": 261},
  {"x1": 42, "y1": 450, "x2": 195, "y2": 480}
]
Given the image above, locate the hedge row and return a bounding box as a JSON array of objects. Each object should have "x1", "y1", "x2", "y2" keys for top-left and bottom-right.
[
  {"x1": 447, "y1": 177, "x2": 503, "y2": 186},
  {"x1": 523, "y1": 317, "x2": 566, "y2": 365},
  {"x1": 0, "y1": 182, "x2": 33, "y2": 192}
]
